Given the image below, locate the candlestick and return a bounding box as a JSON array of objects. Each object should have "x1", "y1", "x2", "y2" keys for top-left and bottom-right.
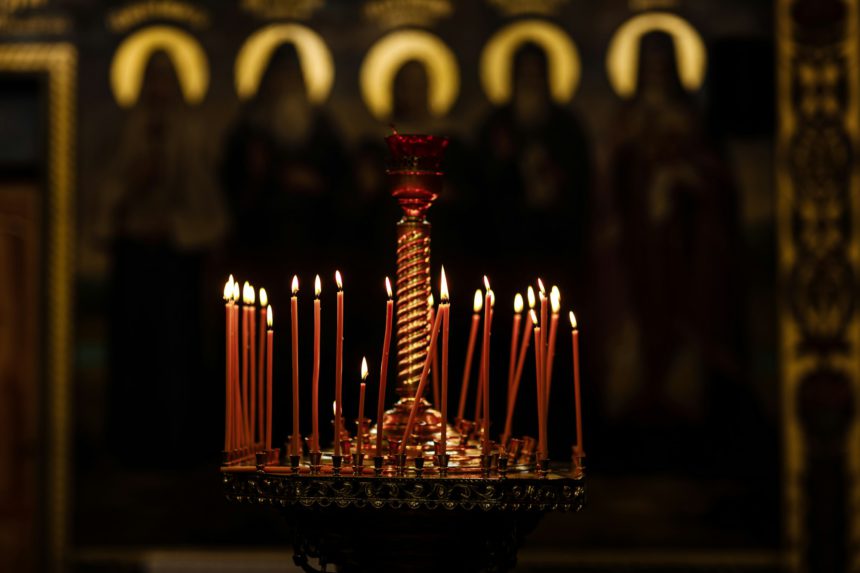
[
  {"x1": 248, "y1": 285, "x2": 257, "y2": 446},
  {"x1": 258, "y1": 288, "x2": 268, "y2": 446},
  {"x1": 481, "y1": 277, "x2": 491, "y2": 454},
  {"x1": 335, "y1": 270, "x2": 344, "y2": 457},
  {"x1": 440, "y1": 268, "x2": 450, "y2": 456},
  {"x1": 400, "y1": 296, "x2": 445, "y2": 452},
  {"x1": 532, "y1": 311, "x2": 546, "y2": 458},
  {"x1": 224, "y1": 277, "x2": 234, "y2": 451},
  {"x1": 545, "y1": 289, "x2": 560, "y2": 408},
  {"x1": 537, "y1": 281, "x2": 548, "y2": 457},
  {"x1": 242, "y1": 282, "x2": 253, "y2": 449},
  {"x1": 429, "y1": 295, "x2": 440, "y2": 407},
  {"x1": 377, "y1": 278, "x2": 394, "y2": 453},
  {"x1": 358, "y1": 357, "x2": 368, "y2": 456},
  {"x1": 570, "y1": 311, "x2": 583, "y2": 456},
  {"x1": 457, "y1": 290, "x2": 482, "y2": 421},
  {"x1": 290, "y1": 276, "x2": 300, "y2": 455},
  {"x1": 232, "y1": 281, "x2": 241, "y2": 449},
  {"x1": 502, "y1": 293, "x2": 526, "y2": 446},
  {"x1": 266, "y1": 305, "x2": 273, "y2": 450},
  {"x1": 312, "y1": 275, "x2": 321, "y2": 452}
]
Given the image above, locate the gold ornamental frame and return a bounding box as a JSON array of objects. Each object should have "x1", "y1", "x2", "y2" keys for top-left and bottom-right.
[
  {"x1": 0, "y1": 42, "x2": 76, "y2": 573},
  {"x1": 776, "y1": 0, "x2": 860, "y2": 571}
]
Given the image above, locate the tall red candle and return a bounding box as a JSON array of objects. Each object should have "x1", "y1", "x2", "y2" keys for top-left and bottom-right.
[
  {"x1": 358, "y1": 357, "x2": 368, "y2": 456},
  {"x1": 508, "y1": 294, "x2": 523, "y2": 397},
  {"x1": 376, "y1": 278, "x2": 394, "y2": 454},
  {"x1": 266, "y1": 305, "x2": 273, "y2": 450},
  {"x1": 224, "y1": 278, "x2": 234, "y2": 451},
  {"x1": 334, "y1": 270, "x2": 344, "y2": 457},
  {"x1": 429, "y1": 296, "x2": 440, "y2": 407},
  {"x1": 232, "y1": 282, "x2": 242, "y2": 449},
  {"x1": 439, "y1": 268, "x2": 450, "y2": 455},
  {"x1": 312, "y1": 275, "x2": 321, "y2": 452},
  {"x1": 481, "y1": 277, "x2": 491, "y2": 454},
  {"x1": 242, "y1": 282, "x2": 252, "y2": 449},
  {"x1": 290, "y1": 276, "x2": 300, "y2": 455},
  {"x1": 457, "y1": 290, "x2": 482, "y2": 421},
  {"x1": 570, "y1": 311, "x2": 583, "y2": 456},
  {"x1": 545, "y1": 288, "x2": 560, "y2": 408},
  {"x1": 248, "y1": 285, "x2": 257, "y2": 446},
  {"x1": 400, "y1": 302, "x2": 445, "y2": 453},
  {"x1": 532, "y1": 311, "x2": 546, "y2": 458},
  {"x1": 502, "y1": 295, "x2": 531, "y2": 446},
  {"x1": 258, "y1": 288, "x2": 268, "y2": 446}
]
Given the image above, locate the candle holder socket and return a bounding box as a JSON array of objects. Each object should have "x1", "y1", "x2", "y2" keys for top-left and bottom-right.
[
  {"x1": 255, "y1": 451, "x2": 268, "y2": 472},
  {"x1": 434, "y1": 453, "x2": 450, "y2": 477},
  {"x1": 538, "y1": 458, "x2": 551, "y2": 479},
  {"x1": 395, "y1": 453, "x2": 407, "y2": 476},
  {"x1": 289, "y1": 455, "x2": 301, "y2": 474},
  {"x1": 352, "y1": 453, "x2": 365, "y2": 476},
  {"x1": 480, "y1": 454, "x2": 493, "y2": 478},
  {"x1": 413, "y1": 456, "x2": 425, "y2": 477},
  {"x1": 373, "y1": 455, "x2": 385, "y2": 477},
  {"x1": 507, "y1": 439, "x2": 523, "y2": 463},
  {"x1": 331, "y1": 455, "x2": 344, "y2": 476},
  {"x1": 309, "y1": 451, "x2": 322, "y2": 475},
  {"x1": 498, "y1": 456, "x2": 509, "y2": 478},
  {"x1": 221, "y1": 450, "x2": 230, "y2": 465}
]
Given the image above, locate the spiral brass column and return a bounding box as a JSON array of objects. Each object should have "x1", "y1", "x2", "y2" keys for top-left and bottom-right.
[{"x1": 379, "y1": 133, "x2": 449, "y2": 446}]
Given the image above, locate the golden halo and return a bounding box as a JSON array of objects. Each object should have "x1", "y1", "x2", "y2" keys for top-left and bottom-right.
[
  {"x1": 606, "y1": 11, "x2": 707, "y2": 98},
  {"x1": 480, "y1": 19, "x2": 581, "y2": 106},
  {"x1": 234, "y1": 23, "x2": 334, "y2": 104},
  {"x1": 110, "y1": 25, "x2": 209, "y2": 108},
  {"x1": 360, "y1": 29, "x2": 460, "y2": 120}
]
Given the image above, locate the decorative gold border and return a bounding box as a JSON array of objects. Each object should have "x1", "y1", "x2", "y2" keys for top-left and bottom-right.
[
  {"x1": 0, "y1": 42, "x2": 76, "y2": 573},
  {"x1": 776, "y1": 1, "x2": 860, "y2": 570}
]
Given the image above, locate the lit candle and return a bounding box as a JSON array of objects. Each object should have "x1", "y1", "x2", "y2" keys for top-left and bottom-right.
[
  {"x1": 232, "y1": 282, "x2": 242, "y2": 449},
  {"x1": 457, "y1": 290, "x2": 482, "y2": 421},
  {"x1": 247, "y1": 284, "x2": 257, "y2": 446},
  {"x1": 501, "y1": 293, "x2": 524, "y2": 446},
  {"x1": 532, "y1": 310, "x2": 546, "y2": 458},
  {"x1": 429, "y1": 294, "x2": 440, "y2": 407},
  {"x1": 242, "y1": 282, "x2": 254, "y2": 449},
  {"x1": 377, "y1": 278, "x2": 394, "y2": 454},
  {"x1": 335, "y1": 270, "x2": 344, "y2": 458},
  {"x1": 481, "y1": 276, "x2": 492, "y2": 455},
  {"x1": 503, "y1": 287, "x2": 535, "y2": 445},
  {"x1": 358, "y1": 357, "x2": 368, "y2": 456},
  {"x1": 537, "y1": 280, "x2": 548, "y2": 457},
  {"x1": 312, "y1": 275, "x2": 321, "y2": 452},
  {"x1": 290, "y1": 276, "x2": 300, "y2": 455},
  {"x1": 401, "y1": 291, "x2": 445, "y2": 453},
  {"x1": 258, "y1": 288, "x2": 268, "y2": 447},
  {"x1": 545, "y1": 288, "x2": 560, "y2": 407},
  {"x1": 266, "y1": 305, "x2": 273, "y2": 450},
  {"x1": 570, "y1": 311, "x2": 583, "y2": 456},
  {"x1": 440, "y1": 268, "x2": 450, "y2": 455},
  {"x1": 224, "y1": 277, "x2": 234, "y2": 451}
]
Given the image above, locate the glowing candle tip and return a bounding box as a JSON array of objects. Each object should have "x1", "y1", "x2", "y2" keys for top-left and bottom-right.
[
  {"x1": 569, "y1": 311, "x2": 578, "y2": 329},
  {"x1": 335, "y1": 270, "x2": 343, "y2": 291},
  {"x1": 361, "y1": 356, "x2": 369, "y2": 380},
  {"x1": 291, "y1": 275, "x2": 299, "y2": 295},
  {"x1": 267, "y1": 305, "x2": 273, "y2": 328},
  {"x1": 259, "y1": 287, "x2": 268, "y2": 308},
  {"x1": 314, "y1": 275, "x2": 321, "y2": 298},
  {"x1": 440, "y1": 266, "x2": 449, "y2": 302},
  {"x1": 385, "y1": 276, "x2": 393, "y2": 299},
  {"x1": 473, "y1": 289, "x2": 483, "y2": 313},
  {"x1": 527, "y1": 286, "x2": 536, "y2": 309},
  {"x1": 514, "y1": 293, "x2": 524, "y2": 313}
]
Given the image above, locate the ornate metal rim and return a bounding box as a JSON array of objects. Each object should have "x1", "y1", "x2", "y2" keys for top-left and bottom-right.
[{"x1": 224, "y1": 471, "x2": 586, "y2": 513}]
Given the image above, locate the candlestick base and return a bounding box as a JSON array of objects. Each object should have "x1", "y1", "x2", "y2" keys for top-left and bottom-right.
[
  {"x1": 331, "y1": 455, "x2": 343, "y2": 476},
  {"x1": 413, "y1": 456, "x2": 425, "y2": 477},
  {"x1": 290, "y1": 455, "x2": 301, "y2": 474},
  {"x1": 538, "y1": 458, "x2": 551, "y2": 479},
  {"x1": 352, "y1": 452, "x2": 365, "y2": 476},
  {"x1": 309, "y1": 451, "x2": 322, "y2": 475},
  {"x1": 373, "y1": 455, "x2": 385, "y2": 477},
  {"x1": 375, "y1": 397, "x2": 459, "y2": 451},
  {"x1": 434, "y1": 453, "x2": 450, "y2": 477},
  {"x1": 498, "y1": 455, "x2": 509, "y2": 479}
]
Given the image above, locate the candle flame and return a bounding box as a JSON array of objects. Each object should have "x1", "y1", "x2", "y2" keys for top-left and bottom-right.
[
  {"x1": 361, "y1": 356, "x2": 369, "y2": 380},
  {"x1": 550, "y1": 290, "x2": 560, "y2": 314},
  {"x1": 314, "y1": 274, "x2": 321, "y2": 297},
  {"x1": 228, "y1": 274, "x2": 235, "y2": 287},
  {"x1": 267, "y1": 305, "x2": 273, "y2": 328},
  {"x1": 489, "y1": 289, "x2": 495, "y2": 308},
  {"x1": 514, "y1": 293, "x2": 523, "y2": 313},
  {"x1": 440, "y1": 266, "x2": 449, "y2": 302},
  {"x1": 223, "y1": 279, "x2": 232, "y2": 301},
  {"x1": 537, "y1": 278, "x2": 545, "y2": 296},
  {"x1": 232, "y1": 281, "x2": 240, "y2": 303},
  {"x1": 335, "y1": 270, "x2": 343, "y2": 291},
  {"x1": 429, "y1": 293, "x2": 435, "y2": 307},
  {"x1": 333, "y1": 401, "x2": 337, "y2": 416},
  {"x1": 243, "y1": 282, "x2": 254, "y2": 305},
  {"x1": 259, "y1": 288, "x2": 268, "y2": 308},
  {"x1": 291, "y1": 275, "x2": 299, "y2": 295},
  {"x1": 385, "y1": 276, "x2": 393, "y2": 299},
  {"x1": 527, "y1": 286, "x2": 536, "y2": 309},
  {"x1": 551, "y1": 285, "x2": 560, "y2": 300},
  {"x1": 530, "y1": 309, "x2": 539, "y2": 324},
  {"x1": 473, "y1": 289, "x2": 483, "y2": 313},
  {"x1": 569, "y1": 311, "x2": 577, "y2": 330},
  {"x1": 483, "y1": 275, "x2": 490, "y2": 291}
]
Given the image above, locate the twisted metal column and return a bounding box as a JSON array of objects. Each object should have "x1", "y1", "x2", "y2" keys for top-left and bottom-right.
[{"x1": 395, "y1": 220, "x2": 432, "y2": 397}]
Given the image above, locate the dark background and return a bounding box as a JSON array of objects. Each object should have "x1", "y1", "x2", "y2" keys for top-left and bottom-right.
[{"x1": 0, "y1": 0, "x2": 788, "y2": 571}]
